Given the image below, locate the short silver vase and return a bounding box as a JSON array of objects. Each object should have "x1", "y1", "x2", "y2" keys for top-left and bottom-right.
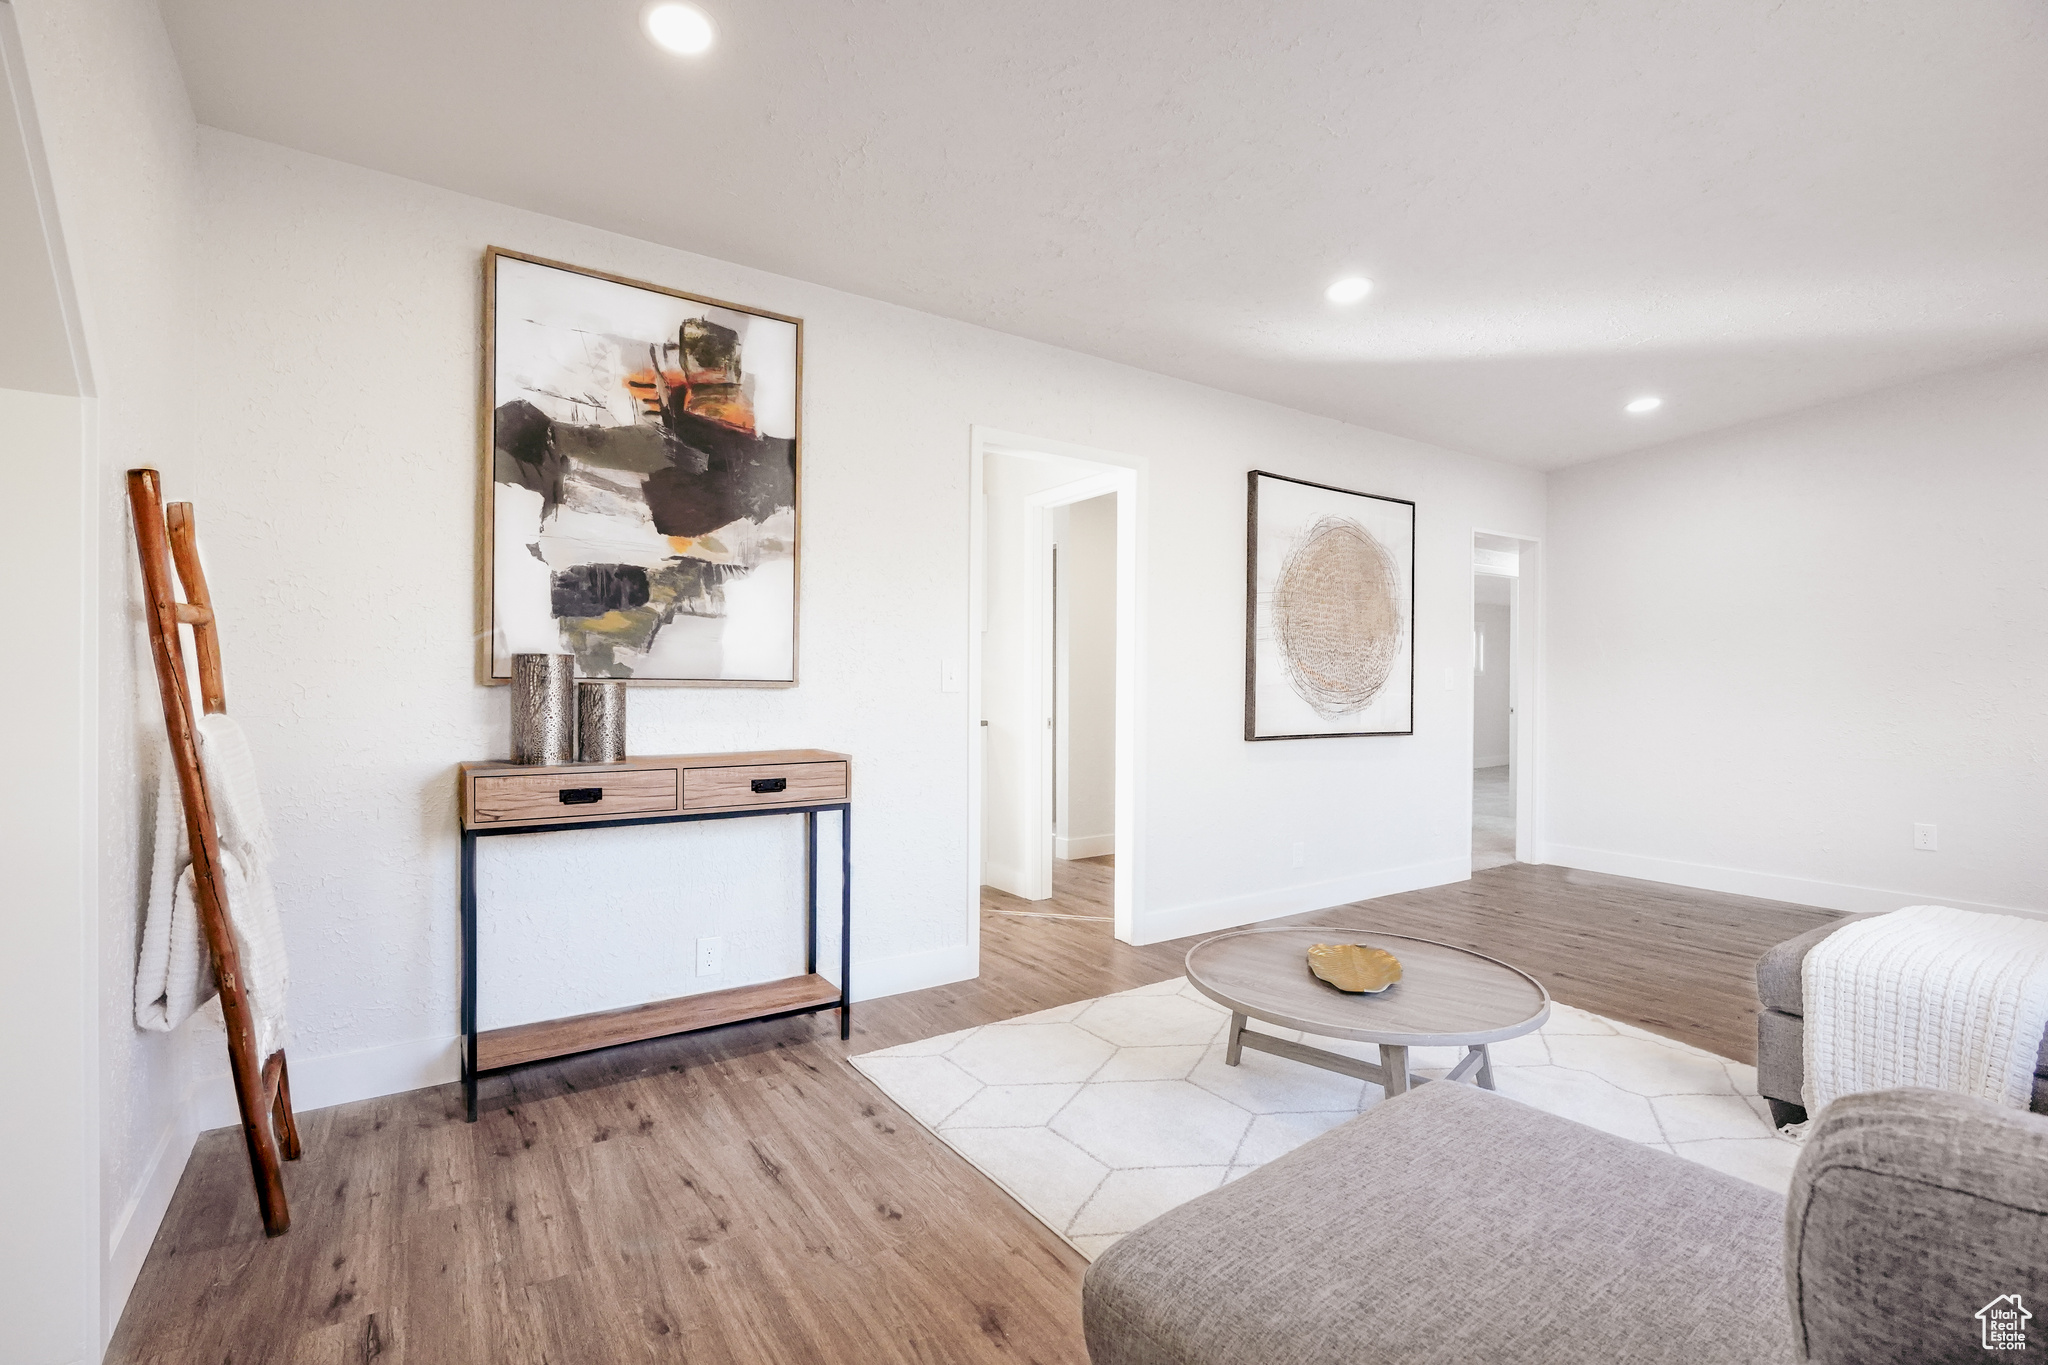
[
  {"x1": 578, "y1": 681, "x2": 628, "y2": 763},
  {"x1": 509, "y1": 653, "x2": 576, "y2": 766}
]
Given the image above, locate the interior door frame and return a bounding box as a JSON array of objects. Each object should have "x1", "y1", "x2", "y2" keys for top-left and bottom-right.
[
  {"x1": 968, "y1": 427, "x2": 1144, "y2": 949},
  {"x1": 1026, "y1": 473, "x2": 1123, "y2": 898}
]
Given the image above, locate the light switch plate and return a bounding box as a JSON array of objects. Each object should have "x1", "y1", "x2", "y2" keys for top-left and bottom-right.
[
  {"x1": 695, "y1": 936, "x2": 724, "y2": 975},
  {"x1": 1913, "y1": 823, "x2": 1938, "y2": 851}
]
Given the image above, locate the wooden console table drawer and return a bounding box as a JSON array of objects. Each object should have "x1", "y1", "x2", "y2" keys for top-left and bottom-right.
[
  {"x1": 685, "y1": 760, "x2": 848, "y2": 810},
  {"x1": 469, "y1": 767, "x2": 678, "y2": 824}
]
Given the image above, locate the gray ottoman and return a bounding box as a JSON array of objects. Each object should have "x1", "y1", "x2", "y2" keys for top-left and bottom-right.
[
  {"x1": 1756, "y1": 916, "x2": 2048, "y2": 1127},
  {"x1": 1083, "y1": 1081, "x2": 1795, "y2": 1365}
]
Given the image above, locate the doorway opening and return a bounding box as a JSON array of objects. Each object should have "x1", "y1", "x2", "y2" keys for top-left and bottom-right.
[
  {"x1": 1472, "y1": 533, "x2": 1535, "y2": 869},
  {"x1": 969, "y1": 431, "x2": 1139, "y2": 951}
]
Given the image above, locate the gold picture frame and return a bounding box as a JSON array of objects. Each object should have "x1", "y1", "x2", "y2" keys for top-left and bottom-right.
[{"x1": 478, "y1": 247, "x2": 803, "y2": 686}]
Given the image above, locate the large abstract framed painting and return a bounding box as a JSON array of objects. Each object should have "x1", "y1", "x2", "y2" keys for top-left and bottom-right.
[
  {"x1": 482, "y1": 248, "x2": 801, "y2": 684},
  {"x1": 1245, "y1": 470, "x2": 1415, "y2": 740}
]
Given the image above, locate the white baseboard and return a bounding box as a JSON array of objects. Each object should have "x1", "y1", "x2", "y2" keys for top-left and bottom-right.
[
  {"x1": 189, "y1": 1034, "x2": 462, "y2": 1131},
  {"x1": 103, "y1": 1116, "x2": 196, "y2": 1343},
  {"x1": 1539, "y1": 843, "x2": 2048, "y2": 922},
  {"x1": 1131, "y1": 856, "x2": 1472, "y2": 947},
  {"x1": 165, "y1": 947, "x2": 977, "y2": 1134},
  {"x1": 1055, "y1": 833, "x2": 1114, "y2": 860},
  {"x1": 851, "y1": 942, "x2": 977, "y2": 1002}
]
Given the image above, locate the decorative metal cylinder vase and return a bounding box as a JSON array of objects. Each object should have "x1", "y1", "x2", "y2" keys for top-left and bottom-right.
[
  {"x1": 510, "y1": 653, "x2": 576, "y2": 765},
  {"x1": 578, "y1": 681, "x2": 628, "y2": 763}
]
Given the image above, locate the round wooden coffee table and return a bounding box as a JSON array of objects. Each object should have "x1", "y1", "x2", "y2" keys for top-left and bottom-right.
[{"x1": 1184, "y1": 926, "x2": 1550, "y2": 1095}]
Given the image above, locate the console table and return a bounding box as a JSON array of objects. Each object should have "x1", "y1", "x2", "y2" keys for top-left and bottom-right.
[{"x1": 457, "y1": 748, "x2": 851, "y2": 1121}]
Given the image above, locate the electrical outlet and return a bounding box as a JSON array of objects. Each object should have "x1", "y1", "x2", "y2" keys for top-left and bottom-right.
[
  {"x1": 1913, "y1": 823, "x2": 1938, "y2": 852},
  {"x1": 1291, "y1": 841, "x2": 1305, "y2": 869},
  {"x1": 695, "y1": 936, "x2": 724, "y2": 976},
  {"x1": 940, "y1": 658, "x2": 961, "y2": 693}
]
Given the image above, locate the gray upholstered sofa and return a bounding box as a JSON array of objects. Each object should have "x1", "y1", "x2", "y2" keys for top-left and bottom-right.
[
  {"x1": 1083, "y1": 1082, "x2": 2048, "y2": 1364},
  {"x1": 1756, "y1": 914, "x2": 2048, "y2": 1126}
]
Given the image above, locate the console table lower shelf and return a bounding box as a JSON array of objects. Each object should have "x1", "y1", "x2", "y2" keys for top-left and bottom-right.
[
  {"x1": 457, "y1": 749, "x2": 852, "y2": 1121},
  {"x1": 473, "y1": 973, "x2": 845, "y2": 1073}
]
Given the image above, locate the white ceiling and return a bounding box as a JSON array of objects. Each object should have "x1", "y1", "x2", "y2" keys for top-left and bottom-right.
[{"x1": 157, "y1": 0, "x2": 2048, "y2": 468}]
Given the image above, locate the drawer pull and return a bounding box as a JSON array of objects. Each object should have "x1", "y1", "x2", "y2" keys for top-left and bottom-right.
[
  {"x1": 751, "y1": 777, "x2": 788, "y2": 794},
  {"x1": 558, "y1": 787, "x2": 604, "y2": 805}
]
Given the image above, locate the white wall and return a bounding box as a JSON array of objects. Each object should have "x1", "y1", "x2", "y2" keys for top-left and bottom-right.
[
  {"x1": 0, "y1": 387, "x2": 93, "y2": 1365},
  {"x1": 2, "y1": 22, "x2": 96, "y2": 1365},
  {"x1": 1544, "y1": 350, "x2": 2048, "y2": 918},
  {"x1": 10, "y1": 0, "x2": 208, "y2": 1348},
  {"x1": 1055, "y1": 493, "x2": 1116, "y2": 858},
  {"x1": 1472, "y1": 592, "x2": 1511, "y2": 769},
  {"x1": 172, "y1": 125, "x2": 1544, "y2": 1106}
]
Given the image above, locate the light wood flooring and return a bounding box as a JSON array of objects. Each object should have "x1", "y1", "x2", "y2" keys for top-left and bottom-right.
[
  {"x1": 978, "y1": 855, "x2": 1116, "y2": 923},
  {"x1": 108, "y1": 859, "x2": 1835, "y2": 1365}
]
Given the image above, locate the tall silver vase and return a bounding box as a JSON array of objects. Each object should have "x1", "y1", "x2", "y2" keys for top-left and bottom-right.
[
  {"x1": 578, "y1": 681, "x2": 628, "y2": 763},
  {"x1": 510, "y1": 653, "x2": 576, "y2": 765}
]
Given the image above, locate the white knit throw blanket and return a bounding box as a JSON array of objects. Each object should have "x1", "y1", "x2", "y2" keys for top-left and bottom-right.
[
  {"x1": 134, "y1": 714, "x2": 290, "y2": 1060},
  {"x1": 1802, "y1": 905, "x2": 2048, "y2": 1114}
]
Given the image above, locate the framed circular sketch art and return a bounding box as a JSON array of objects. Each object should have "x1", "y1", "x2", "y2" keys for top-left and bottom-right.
[{"x1": 1244, "y1": 470, "x2": 1415, "y2": 739}]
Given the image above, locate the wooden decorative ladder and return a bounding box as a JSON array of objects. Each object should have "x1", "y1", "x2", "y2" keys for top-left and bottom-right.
[{"x1": 127, "y1": 468, "x2": 302, "y2": 1236}]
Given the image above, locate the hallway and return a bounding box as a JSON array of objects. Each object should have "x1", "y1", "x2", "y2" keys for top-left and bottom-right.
[{"x1": 1473, "y1": 765, "x2": 1515, "y2": 869}]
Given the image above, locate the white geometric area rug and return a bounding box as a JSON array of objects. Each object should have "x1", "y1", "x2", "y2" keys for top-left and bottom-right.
[{"x1": 851, "y1": 976, "x2": 1801, "y2": 1261}]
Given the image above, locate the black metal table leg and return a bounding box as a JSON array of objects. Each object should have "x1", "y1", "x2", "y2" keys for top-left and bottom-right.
[
  {"x1": 805, "y1": 810, "x2": 817, "y2": 976},
  {"x1": 461, "y1": 829, "x2": 479, "y2": 1122},
  {"x1": 839, "y1": 806, "x2": 852, "y2": 1039}
]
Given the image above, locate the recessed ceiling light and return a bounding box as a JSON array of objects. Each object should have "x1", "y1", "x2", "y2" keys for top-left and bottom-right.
[
  {"x1": 1325, "y1": 276, "x2": 1374, "y2": 305},
  {"x1": 643, "y1": 1, "x2": 716, "y2": 55},
  {"x1": 1625, "y1": 396, "x2": 1663, "y2": 414}
]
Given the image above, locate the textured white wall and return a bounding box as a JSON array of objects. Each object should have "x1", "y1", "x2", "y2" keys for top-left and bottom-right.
[
  {"x1": 1056, "y1": 493, "x2": 1117, "y2": 852},
  {"x1": 1544, "y1": 350, "x2": 2048, "y2": 917},
  {"x1": 179, "y1": 127, "x2": 1545, "y2": 1119},
  {"x1": 10, "y1": 0, "x2": 210, "y2": 1345},
  {"x1": 474, "y1": 818, "x2": 831, "y2": 1031},
  {"x1": 0, "y1": 21, "x2": 72, "y2": 397}
]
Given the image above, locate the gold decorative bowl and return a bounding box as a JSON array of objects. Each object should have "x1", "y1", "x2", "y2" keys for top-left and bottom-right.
[{"x1": 1307, "y1": 943, "x2": 1403, "y2": 994}]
